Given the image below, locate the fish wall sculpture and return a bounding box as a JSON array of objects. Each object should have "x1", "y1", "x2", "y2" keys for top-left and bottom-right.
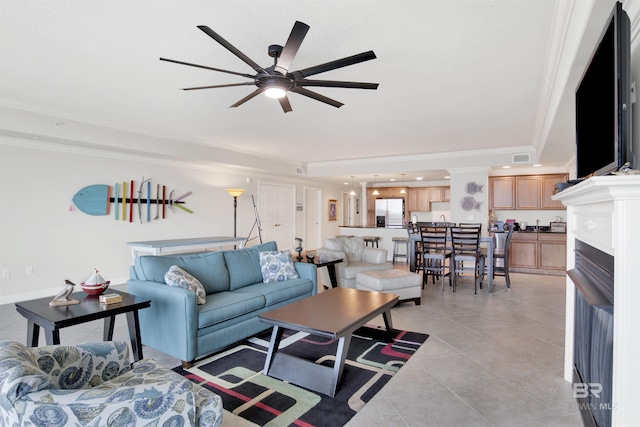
[{"x1": 72, "y1": 178, "x2": 193, "y2": 223}]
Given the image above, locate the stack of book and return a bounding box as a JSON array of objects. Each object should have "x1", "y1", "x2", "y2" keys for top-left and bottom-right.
[{"x1": 99, "y1": 293, "x2": 122, "y2": 305}]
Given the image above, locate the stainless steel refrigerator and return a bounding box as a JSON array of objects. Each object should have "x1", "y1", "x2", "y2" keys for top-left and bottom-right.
[{"x1": 375, "y1": 198, "x2": 404, "y2": 227}]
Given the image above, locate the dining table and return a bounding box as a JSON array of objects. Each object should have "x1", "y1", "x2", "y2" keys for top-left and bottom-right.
[{"x1": 408, "y1": 231, "x2": 496, "y2": 293}]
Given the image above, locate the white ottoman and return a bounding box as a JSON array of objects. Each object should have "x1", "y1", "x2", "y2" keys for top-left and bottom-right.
[{"x1": 356, "y1": 269, "x2": 421, "y2": 305}]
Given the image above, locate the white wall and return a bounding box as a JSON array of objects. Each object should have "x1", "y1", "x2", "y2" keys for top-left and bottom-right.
[{"x1": 0, "y1": 137, "x2": 343, "y2": 304}]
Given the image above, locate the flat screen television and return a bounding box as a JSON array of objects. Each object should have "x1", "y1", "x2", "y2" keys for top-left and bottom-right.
[{"x1": 575, "y1": 1, "x2": 635, "y2": 179}]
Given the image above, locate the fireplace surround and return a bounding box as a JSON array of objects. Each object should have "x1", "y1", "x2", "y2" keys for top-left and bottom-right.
[{"x1": 552, "y1": 176, "x2": 640, "y2": 426}]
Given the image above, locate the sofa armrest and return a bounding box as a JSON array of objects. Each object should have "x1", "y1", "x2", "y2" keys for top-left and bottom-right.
[
  {"x1": 363, "y1": 247, "x2": 388, "y2": 264},
  {"x1": 294, "y1": 262, "x2": 318, "y2": 295},
  {"x1": 20, "y1": 359, "x2": 223, "y2": 426},
  {"x1": 127, "y1": 279, "x2": 199, "y2": 362}
]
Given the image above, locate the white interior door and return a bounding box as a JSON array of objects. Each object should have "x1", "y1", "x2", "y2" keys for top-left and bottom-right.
[
  {"x1": 259, "y1": 182, "x2": 295, "y2": 251},
  {"x1": 304, "y1": 187, "x2": 321, "y2": 250}
]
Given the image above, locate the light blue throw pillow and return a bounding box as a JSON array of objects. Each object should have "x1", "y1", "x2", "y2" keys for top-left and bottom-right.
[
  {"x1": 165, "y1": 265, "x2": 207, "y2": 304},
  {"x1": 259, "y1": 250, "x2": 299, "y2": 283}
]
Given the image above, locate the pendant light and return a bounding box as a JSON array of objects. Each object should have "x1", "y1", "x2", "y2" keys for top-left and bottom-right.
[
  {"x1": 349, "y1": 176, "x2": 356, "y2": 196},
  {"x1": 400, "y1": 173, "x2": 407, "y2": 194},
  {"x1": 372, "y1": 175, "x2": 380, "y2": 196}
]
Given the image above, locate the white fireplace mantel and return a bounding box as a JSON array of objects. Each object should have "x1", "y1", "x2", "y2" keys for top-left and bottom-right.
[{"x1": 552, "y1": 175, "x2": 640, "y2": 426}]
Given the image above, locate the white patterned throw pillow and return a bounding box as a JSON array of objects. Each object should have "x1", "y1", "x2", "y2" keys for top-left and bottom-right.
[
  {"x1": 164, "y1": 265, "x2": 207, "y2": 304},
  {"x1": 259, "y1": 250, "x2": 299, "y2": 283}
]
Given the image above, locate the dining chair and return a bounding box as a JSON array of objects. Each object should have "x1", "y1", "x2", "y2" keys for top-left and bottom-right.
[
  {"x1": 480, "y1": 223, "x2": 514, "y2": 290},
  {"x1": 408, "y1": 223, "x2": 423, "y2": 273},
  {"x1": 450, "y1": 225, "x2": 484, "y2": 294},
  {"x1": 419, "y1": 225, "x2": 451, "y2": 291}
]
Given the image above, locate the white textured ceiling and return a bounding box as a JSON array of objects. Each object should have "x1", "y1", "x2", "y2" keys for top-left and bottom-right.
[{"x1": 0, "y1": 0, "x2": 609, "y2": 184}]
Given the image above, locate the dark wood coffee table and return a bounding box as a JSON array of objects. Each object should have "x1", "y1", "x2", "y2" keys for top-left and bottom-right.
[
  {"x1": 15, "y1": 290, "x2": 151, "y2": 362},
  {"x1": 258, "y1": 288, "x2": 398, "y2": 397}
]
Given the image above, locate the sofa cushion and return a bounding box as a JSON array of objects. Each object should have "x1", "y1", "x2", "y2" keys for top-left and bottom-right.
[
  {"x1": 165, "y1": 265, "x2": 207, "y2": 305},
  {"x1": 197, "y1": 291, "x2": 266, "y2": 329},
  {"x1": 233, "y1": 278, "x2": 313, "y2": 306},
  {"x1": 224, "y1": 241, "x2": 277, "y2": 291},
  {"x1": 324, "y1": 237, "x2": 364, "y2": 262},
  {"x1": 259, "y1": 250, "x2": 299, "y2": 283},
  {"x1": 343, "y1": 237, "x2": 365, "y2": 262},
  {"x1": 134, "y1": 251, "x2": 229, "y2": 294}
]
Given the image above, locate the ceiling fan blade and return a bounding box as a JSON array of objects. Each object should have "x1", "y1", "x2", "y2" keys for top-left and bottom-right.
[
  {"x1": 197, "y1": 25, "x2": 266, "y2": 74},
  {"x1": 274, "y1": 21, "x2": 310, "y2": 75},
  {"x1": 230, "y1": 88, "x2": 264, "y2": 108},
  {"x1": 279, "y1": 95, "x2": 293, "y2": 113},
  {"x1": 295, "y1": 79, "x2": 379, "y2": 90},
  {"x1": 290, "y1": 87, "x2": 343, "y2": 108},
  {"x1": 290, "y1": 51, "x2": 377, "y2": 79},
  {"x1": 160, "y1": 57, "x2": 255, "y2": 79},
  {"x1": 182, "y1": 82, "x2": 255, "y2": 91}
]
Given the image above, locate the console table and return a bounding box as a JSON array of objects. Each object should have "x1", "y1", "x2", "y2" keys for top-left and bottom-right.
[{"x1": 126, "y1": 236, "x2": 246, "y2": 262}]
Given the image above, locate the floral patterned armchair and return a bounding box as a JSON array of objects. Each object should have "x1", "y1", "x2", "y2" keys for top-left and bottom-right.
[{"x1": 0, "y1": 340, "x2": 222, "y2": 426}]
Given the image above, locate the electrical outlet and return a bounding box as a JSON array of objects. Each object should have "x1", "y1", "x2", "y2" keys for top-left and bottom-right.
[
  {"x1": 26, "y1": 265, "x2": 33, "y2": 275},
  {"x1": 1, "y1": 269, "x2": 9, "y2": 278}
]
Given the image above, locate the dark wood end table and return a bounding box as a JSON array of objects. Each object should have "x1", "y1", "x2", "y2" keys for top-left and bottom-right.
[
  {"x1": 15, "y1": 290, "x2": 151, "y2": 362},
  {"x1": 259, "y1": 288, "x2": 398, "y2": 397},
  {"x1": 303, "y1": 257, "x2": 343, "y2": 288}
]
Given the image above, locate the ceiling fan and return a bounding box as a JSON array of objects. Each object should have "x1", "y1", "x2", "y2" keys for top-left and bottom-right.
[{"x1": 160, "y1": 21, "x2": 379, "y2": 113}]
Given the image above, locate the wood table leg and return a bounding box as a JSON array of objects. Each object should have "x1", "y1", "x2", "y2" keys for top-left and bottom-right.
[
  {"x1": 27, "y1": 320, "x2": 39, "y2": 347},
  {"x1": 126, "y1": 310, "x2": 144, "y2": 362},
  {"x1": 327, "y1": 264, "x2": 339, "y2": 288},
  {"x1": 104, "y1": 315, "x2": 116, "y2": 341},
  {"x1": 382, "y1": 309, "x2": 395, "y2": 341},
  {"x1": 44, "y1": 327, "x2": 60, "y2": 345},
  {"x1": 263, "y1": 326, "x2": 285, "y2": 375},
  {"x1": 330, "y1": 335, "x2": 352, "y2": 397}
]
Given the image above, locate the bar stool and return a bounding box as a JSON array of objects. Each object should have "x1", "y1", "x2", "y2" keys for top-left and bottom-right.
[
  {"x1": 392, "y1": 236, "x2": 409, "y2": 264},
  {"x1": 363, "y1": 236, "x2": 380, "y2": 248}
]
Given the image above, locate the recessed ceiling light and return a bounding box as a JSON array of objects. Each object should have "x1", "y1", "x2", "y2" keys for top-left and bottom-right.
[
  {"x1": 416, "y1": 177, "x2": 423, "y2": 181},
  {"x1": 444, "y1": 176, "x2": 450, "y2": 179},
  {"x1": 344, "y1": 182, "x2": 349, "y2": 185},
  {"x1": 533, "y1": 164, "x2": 542, "y2": 167},
  {"x1": 502, "y1": 165, "x2": 511, "y2": 169}
]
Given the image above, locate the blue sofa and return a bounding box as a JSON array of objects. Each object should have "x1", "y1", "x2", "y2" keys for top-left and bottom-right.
[{"x1": 127, "y1": 241, "x2": 317, "y2": 367}]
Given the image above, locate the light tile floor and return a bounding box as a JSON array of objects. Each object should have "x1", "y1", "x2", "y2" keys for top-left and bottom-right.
[{"x1": 0, "y1": 268, "x2": 582, "y2": 426}]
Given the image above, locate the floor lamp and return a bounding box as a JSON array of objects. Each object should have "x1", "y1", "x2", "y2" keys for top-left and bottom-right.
[{"x1": 225, "y1": 189, "x2": 245, "y2": 247}]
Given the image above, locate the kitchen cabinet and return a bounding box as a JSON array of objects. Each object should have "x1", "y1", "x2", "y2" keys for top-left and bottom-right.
[
  {"x1": 430, "y1": 187, "x2": 443, "y2": 202},
  {"x1": 538, "y1": 233, "x2": 566, "y2": 270},
  {"x1": 489, "y1": 177, "x2": 515, "y2": 209},
  {"x1": 541, "y1": 174, "x2": 567, "y2": 209},
  {"x1": 515, "y1": 176, "x2": 540, "y2": 209},
  {"x1": 389, "y1": 187, "x2": 408, "y2": 197},
  {"x1": 489, "y1": 174, "x2": 568, "y2": 210},
  {"x1": 443, "y1": 187, "x2": 451, "y2": 202},
  {"x1": 510, "y1": 232, "x2": 566, "y2": 274},
  {"x1": 510, "y1": 233, "x2": 538, "y2": 269}
]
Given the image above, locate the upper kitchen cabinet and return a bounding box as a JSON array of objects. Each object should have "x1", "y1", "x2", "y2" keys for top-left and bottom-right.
[
  {"x1": 541, "y1": 174, "x2": 568, "y2": 209},
  {"x1": 489, "y1": 177, "x2": 515, "y2": 209},
  {"x1": 515, "y1": 176, "x2": 540, "y2": 209},
  {"x1": 490, "y1": 174, "x2": 568, "y2": 210},
  {"x1": 389, "y1": 187, "x2": 408, "y2": 197},
  {"x1": 407, "y1": 188, "x2": 431, "y2": 212}
]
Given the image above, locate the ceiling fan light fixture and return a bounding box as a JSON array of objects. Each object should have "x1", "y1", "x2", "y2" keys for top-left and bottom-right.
[{"x1": 265, "y1": 86, "x2": 287, "y2": 99}]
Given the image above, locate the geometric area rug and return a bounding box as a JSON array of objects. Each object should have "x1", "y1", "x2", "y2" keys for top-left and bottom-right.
[{"x1": 173, "y1": 325, "x2": 428, "y2": 427}]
